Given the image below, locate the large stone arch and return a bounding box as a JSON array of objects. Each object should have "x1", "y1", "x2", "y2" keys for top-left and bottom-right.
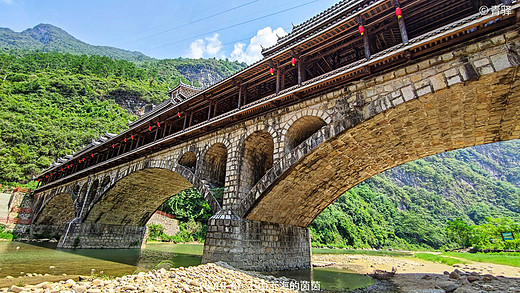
[
  {"x1": 83, "y1": 168, "x2": 194, "y2": 226},
  {"x1": 284, "y1": 115, "x2": 327, "y2": 153},
  {"x1": 239, "y1": 66, "x2": 520, "y2": 227},
  {"x1": 238, "y1": 130, "x2": 275, "y2": 200},
  {"x1": 31, "y1": 192, "x2": 75, "y2": 238}
]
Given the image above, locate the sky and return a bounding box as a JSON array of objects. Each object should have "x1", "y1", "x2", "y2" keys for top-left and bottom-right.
[{"x1": 0, "y1": 0, "x2": 339, "y2": 64}]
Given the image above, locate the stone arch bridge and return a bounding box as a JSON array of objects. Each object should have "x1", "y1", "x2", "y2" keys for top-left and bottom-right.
[{"x1": 32, "y1": 0, "x2": 520, "y2": 271}]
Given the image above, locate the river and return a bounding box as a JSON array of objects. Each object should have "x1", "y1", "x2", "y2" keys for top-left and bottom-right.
[{"x1": 0, "y1": 241, "x2": 374, "y2": 291}]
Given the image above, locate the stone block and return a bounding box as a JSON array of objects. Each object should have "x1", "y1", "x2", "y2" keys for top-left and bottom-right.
[
  {"x1": 478, "y1": 65, "x2": 495, "y2": 75},
  {"x1": 430, "y1": 74, "x2": 447, "y2": 92},
  {"x1": 417, "y1": 86, "x2": 432, "y2": 97},
  {"x1": 490, "y1": 52, "x2": 514, "y2": 71},
  {"x1": 447, "y1": 76, "x2": 462, "y2": 86}
]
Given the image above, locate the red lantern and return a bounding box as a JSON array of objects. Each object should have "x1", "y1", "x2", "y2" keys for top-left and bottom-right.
[
  {"x1": 149, "y1": 126, "x2": 152, "y2": 131},
  {"x1": 269, "y1": 68, "x2": 274, "y2": 75},
  {"x1": 396, "y1": 7, "x2": 402, "y2": 18},
  {"x1": 358, "y1": 25, "x2": 365, "y2": 36},
  {"x1": 46, "y1": 175, "x2": 48, "y2": 178},
  {"x1": 131, "y1": 135, "x2": 134, "y2": 140},
  {"x1": 78, "y1": 159, "x2": 81, "y2": 163},
  {"x1": 124, "y1": 138, "x2": 127, "y2": 142},
  {"x1": 291, "y1": 58, "x2": 296, "y2": 66},
  {"x1": 177, "y1": 112, "x2": 181, "y2": 118},
  {"x1": 82, "y1": 158, "x2": 85, "y2": 161},
  {"x1": 112, "y1": 144, "x2": 115, "y2": 148},
  {"x1": 91, "y1": 153, "x2": 94, "y2": 157},
  {"x1": 157, "y1": 122, "x2": 161, "y2": 127},
  {"x1": 50, "y1": 173, "x2": 53, "y2": 176},
  {"x1": 61, "y1": 168, "x2": 63, "y2": 172}
]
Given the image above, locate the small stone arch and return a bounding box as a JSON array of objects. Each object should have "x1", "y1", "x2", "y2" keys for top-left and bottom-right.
[
  {"x1": 238, "y1": 130, "x2": 274, "y2": 199},
  {"x1": 200, "y1": 142, "x2": 228, "y2": 187},
  {"x1": 178, "y1": 151, "x2": 197, "y2": 171},
  {"x1": 284, "y1": 116, "x2": 327, "y2": 153}
]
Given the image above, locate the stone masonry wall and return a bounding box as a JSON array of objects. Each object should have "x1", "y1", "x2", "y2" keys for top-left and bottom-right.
[
  {"x1": 58, "y1": 222, "x2": 146, "y2": 249},
  {"x1": 202, "y1": 210, "x2": 311, "y2": 271}
]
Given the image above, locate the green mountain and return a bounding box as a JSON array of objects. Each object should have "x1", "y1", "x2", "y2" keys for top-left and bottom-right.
[
  {"x1": 0, "y1": 24, "x2": 150, "y2": 62},
  {"x1": 0, "y1": 24, "x2": 246, "y2": 88}
]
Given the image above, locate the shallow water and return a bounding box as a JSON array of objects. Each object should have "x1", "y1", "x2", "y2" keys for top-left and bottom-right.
[{"x1": 0, "y1": 241, "x2": 374, "y2": 291}]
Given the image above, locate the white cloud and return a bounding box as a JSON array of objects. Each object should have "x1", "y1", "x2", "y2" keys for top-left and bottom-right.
[
  {"x1": 0, "y1": 0, "x2": 14, "y2": 4},
  {"x1": 187, "y1": 33, "x2": 223, "y2": 59},
  {"x1": 231, "y1": 27, "x2": 287, "y2": 64}
]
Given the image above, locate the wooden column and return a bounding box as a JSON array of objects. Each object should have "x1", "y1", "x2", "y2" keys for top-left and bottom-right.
[
  {"x1": 238, "y1": 86, "x2": 243, "y2": 109},
  {"x1": 189, "y1": 112, "x2": 194, "y2": 128},
  {"x1": 393, "y1": 0, "x2": 409, "y2": 44},
  {"x1": 276, "y1": 68, "x2": 280, "y2": 95},
  {"x1": 358, "y1": 16, "x2": 371, "y2": 60},
  {"x1": 208, "y1": 101, "x2": 213, "y2": 120},
  {"x1": 183, "y1": 114, "x2": 188, "y2": 130}
]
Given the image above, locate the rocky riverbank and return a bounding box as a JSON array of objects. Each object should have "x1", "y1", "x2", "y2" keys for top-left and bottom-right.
[
  {"x1": 0, "y1": 263, "x2": 298, "y2": 293},
  {"x1": 313, "y1": 254, "x2": 520, "y2": 292}
]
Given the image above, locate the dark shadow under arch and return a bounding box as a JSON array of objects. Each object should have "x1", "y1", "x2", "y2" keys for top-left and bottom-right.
[
  {"x1": 238, "y1": 130, "x2": 274, "y2": 199},
  {"x1": 32, "y1": 193, "x2": 75, "y2": 226},
  {"x1": 285, "y1": 116, "x2": 326, "y2": 153}
]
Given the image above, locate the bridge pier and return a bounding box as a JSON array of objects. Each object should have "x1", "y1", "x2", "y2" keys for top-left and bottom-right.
[
  {"x1": 202, "y1": 210, "x2": 311, "y2": 271},
  {"x1": 57, "y1": 221, "x2": 146, "y2": 249}
]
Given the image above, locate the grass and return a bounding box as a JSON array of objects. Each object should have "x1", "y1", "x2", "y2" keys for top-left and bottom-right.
[
  {"x1": 312, "y1": 248, "x2": 412, "y2": 257},
  {"x1": 443, "y1": 252, "x2": 520, "y2": 268},
  {"x1": 413, "y1": 253, "x2": 467, "y2": 266}
]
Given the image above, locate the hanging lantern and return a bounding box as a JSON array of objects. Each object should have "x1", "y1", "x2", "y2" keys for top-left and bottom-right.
[
  {"x1": 50, "y1": 173, "x2": 53, "y2": 176},
  {"x1": 395, "y1": 7, "x2": 402, "y2": 18},
  {"x1": 78, "y1": 159, "x2": 81, "y2": 163},
  {"x1": 177, "y1": 112, "x2": 181, "y2": 118},
  {"x1": 61, "y1": 168, "x2": 63, "y2": 172},
  {"x1": 112, "y1": 144, "x2": 115, "y2": 148},
  {"x1": 291, "y1": 58, "x2": 296, "y2": 66},
  {"x1": 91, "y1": 153, "x2": 94, "y2": 157},
  {"x1": 131, "y1": 135, "x2": 134, "y2": 140},
  {"x1": 157, "y1": 122, "x2": 161, "y2": 127},
  {"x1": 124, "y1": 138, "x2": 127, "y2": 143},
  {"x1": 358, "y1": 25, "x2": 365, "y2": 36},
  {"x1": 82, "y1": 158, "x2": 85, "y2": 161},
  {"x1": 149, "y1": 126, "x2": 152, "y2": 131},
  {"x1": 45, "y1": 175, "x2": 48, "y2": 178},
  {"x1": 269, "y1": 68, "x2": 274, "y2": 75}
]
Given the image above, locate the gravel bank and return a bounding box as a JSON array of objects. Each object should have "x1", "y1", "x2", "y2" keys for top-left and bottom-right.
[{"x1": 1, "y1": 263, "x2": 298, "y2": 293}]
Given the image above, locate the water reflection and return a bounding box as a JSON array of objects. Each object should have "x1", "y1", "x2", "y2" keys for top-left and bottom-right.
[{"x1": 0, "y1": 242, "x2": 374, "y2": 292}]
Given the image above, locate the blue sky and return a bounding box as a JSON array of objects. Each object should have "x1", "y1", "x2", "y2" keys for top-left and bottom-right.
[{"x1": 0, "y1": 0, "x2": 339, "y2": 63}]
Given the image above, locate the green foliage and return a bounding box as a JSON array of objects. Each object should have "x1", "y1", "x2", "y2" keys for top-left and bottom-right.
[
  {"x1": 147, "y1": 224, "x2": 165, "y2": 240},
  {"x1": 159, "y1": 188, "x2": 211, "y2": 223},
  {"x1": 0, "y1": 224, "x2": 16, "y2": 240},
  {"x1": 446, "y1": 218, "x2": 473, "y2": 248},
  {"x1": 443, "y1": 251, "x2": 520, "y2": 267}
]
